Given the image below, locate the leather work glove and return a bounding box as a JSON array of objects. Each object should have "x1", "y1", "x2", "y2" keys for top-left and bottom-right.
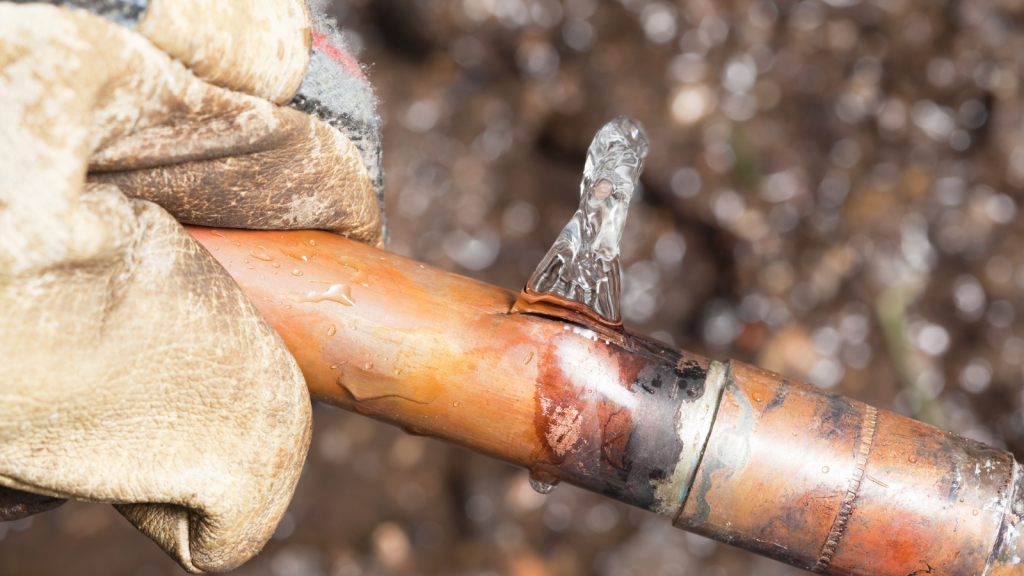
[{"x1": 0, "y1": 1, "x2": 383, "y2": 572}]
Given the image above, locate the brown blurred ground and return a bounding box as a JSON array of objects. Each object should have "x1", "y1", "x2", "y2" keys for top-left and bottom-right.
[{"x1": 4, "y1": 0, "x2": 1024, "y2": 574}]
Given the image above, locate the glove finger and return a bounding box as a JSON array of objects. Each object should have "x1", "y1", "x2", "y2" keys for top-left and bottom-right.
[
  {"x1": 30, "y1": 1, "x2": 385, "y2": 239},
  {"x1": 29, "y1": 0, "x2": 312, "y2": 103},
  {"x1": 1, "y1": 4, "x2": 383, "y2": 253},
  {"x1": 137, "y1": 0, "x2": 311, "y2": 103},
  {"x1": 91, "y1": 109, "x2": 384, "y2": 247},
  {"x1": 75, "y1": 3, "x2": 383, "y2": 244},
  {"x1": 0, "y1": 185, "x2": 311, "y2": 573}
]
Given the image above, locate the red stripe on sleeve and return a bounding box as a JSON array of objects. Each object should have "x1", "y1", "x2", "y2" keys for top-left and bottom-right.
[{"x1": 312, "y1": 31, "x2": 368, "y2": 81}]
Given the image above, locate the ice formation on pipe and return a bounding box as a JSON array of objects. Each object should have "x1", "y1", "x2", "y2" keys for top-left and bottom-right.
[{"x1": 524, "y1": 116, "x2": 649, "y2": 324}]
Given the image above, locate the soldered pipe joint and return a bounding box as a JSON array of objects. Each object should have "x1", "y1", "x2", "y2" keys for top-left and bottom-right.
[
  {"x1": 672, "y1": 359, "x2": 1024, "y2": 576},
  {"x1": 526, "y1": 332, "x2": 727, "y2": 519}
]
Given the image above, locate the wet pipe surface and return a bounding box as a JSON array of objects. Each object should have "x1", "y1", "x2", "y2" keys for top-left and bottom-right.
[
  {"x1": 188, "y1": 226, "x2": 1024, "y2": 576},
  {"x1": 186, "y1": 226, "x2": 708, "y2": 514}
]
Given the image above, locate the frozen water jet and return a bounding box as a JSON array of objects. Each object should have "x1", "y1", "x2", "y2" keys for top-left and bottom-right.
[{"x1": 513, "y1": 116, "x2": 649, "y2": 338}]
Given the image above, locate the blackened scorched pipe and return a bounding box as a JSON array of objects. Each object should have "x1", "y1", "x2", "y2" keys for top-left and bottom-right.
[{"x1": 187, "y1": 225, "x2": 1024, "y2": 576}]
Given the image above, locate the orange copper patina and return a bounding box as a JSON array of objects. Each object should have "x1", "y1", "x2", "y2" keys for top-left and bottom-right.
[{"x1": 188, "y1": 226, "x2": 1024, "y2": 576}]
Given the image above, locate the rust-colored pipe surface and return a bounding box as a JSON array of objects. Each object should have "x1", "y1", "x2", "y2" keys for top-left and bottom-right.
[{"x1": 187, "y1": 226, "x2": 1024, "y2": 576}]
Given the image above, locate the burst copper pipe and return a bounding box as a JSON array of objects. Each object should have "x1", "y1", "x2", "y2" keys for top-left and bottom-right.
[{"x1": 187, "y1": 226, "x2": 1024, "y2": 576}]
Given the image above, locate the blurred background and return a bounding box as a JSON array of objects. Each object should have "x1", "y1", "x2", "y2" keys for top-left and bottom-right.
[{"x1": 4, "y1": 0, "x2": 1024, "y2": 573}]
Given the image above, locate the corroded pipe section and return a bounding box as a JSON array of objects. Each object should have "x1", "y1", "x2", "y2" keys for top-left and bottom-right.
[
  {"x1": 188, "y1": 226, "x2": 1024, "y2": 576},
  {"x1": 530, "y1": 331, "x2": 724, "y2": 513}
]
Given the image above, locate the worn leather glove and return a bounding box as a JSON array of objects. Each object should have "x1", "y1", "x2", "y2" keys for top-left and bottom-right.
[{"x1": 0, "y1": 1, "x2": 383, "y2": 572}]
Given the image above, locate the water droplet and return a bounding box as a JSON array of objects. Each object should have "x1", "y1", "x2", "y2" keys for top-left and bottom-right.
[
  {"x1": 960, "y1": 498, "x2": 965, "y2": 502},
  {"x1": 309, "y1": 239, "x2": 317, "y2": 246},
  {"x1": 822, "y1": 466, "x2": 830, "y2": 474},
  {"x1": 529, "y1": 477, "x2": 559, "y2": 494},
  {"x1": 364, "y1": 362, "x2": 373, "y2": 370},
  {"x1": 246, "y1": 265, "x2": 255, "y2": 269},
  {"x1": 292, "y1": 270, "x2": 303, "y2": 276},
  {"x1": 974, "y1": 510, "x2": 979, "y2": 516},
  {"x1": 287, "y1": 284, "x2": 355, "y2": 306},
  {"x1": 909, "y1": 456, "x2": 918, "y2": 463},
  {"x1": 327, "y1": 325, "x2": 337, "y2": 337},
  {"x1": 755, "y1": 395, "x2": 763, "y2": 402},
  {"x1": 330, "y1": 364, "x2": 339, "y2": 369},
  {"x1": 523, "y1": 352, "x2": 534, "y2": 365},
  {"x1": 278, "y1": 245, "x2": 315, "y2": 262},
  {"x1": 244, "y1": 260, "x2": 249, "y2": 264},
  {"x1": 272, "y1": 262, "x2": 280, "y2": 268},
  {"x1": 792, "y1": 432, "x2": 798, "y2": 436},
  {"x1": 249, "y1": 252, "x2": 274, "y2": 261},
  {"x1": 453, "y1": 401, "x2": 460, "y2": 407}
]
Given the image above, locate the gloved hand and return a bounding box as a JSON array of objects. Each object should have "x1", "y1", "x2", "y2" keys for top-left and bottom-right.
[{"x1": 0, "y1": 1, "x2": 383, "y2": 572}]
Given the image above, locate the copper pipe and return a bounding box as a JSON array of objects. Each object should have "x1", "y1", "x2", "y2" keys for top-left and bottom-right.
[{"x1": 187, "y1": 226, "x2": 1024, "y2": 576}]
